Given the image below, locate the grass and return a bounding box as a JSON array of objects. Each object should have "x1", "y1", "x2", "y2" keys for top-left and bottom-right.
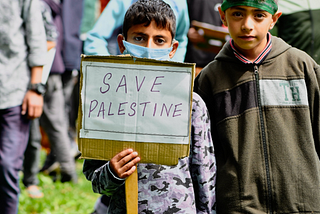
[{"x1": 18, "y1": 150, "x2": 100, "y2": 214}]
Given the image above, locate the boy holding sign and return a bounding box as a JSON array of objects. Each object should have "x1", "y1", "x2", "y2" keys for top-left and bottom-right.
[{"x1": 83, "y1": 0, "x2": 216, "y2": 213}]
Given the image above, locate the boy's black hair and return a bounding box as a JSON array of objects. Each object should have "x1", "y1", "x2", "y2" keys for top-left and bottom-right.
[{"x1": 122, "y1": 0, "x2": 176, "y2": 42}]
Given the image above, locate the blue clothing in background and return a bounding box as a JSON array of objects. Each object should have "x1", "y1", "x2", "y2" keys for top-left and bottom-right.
[{"x1": 83, "y1": 0, "x2": 190, "y2": 62}]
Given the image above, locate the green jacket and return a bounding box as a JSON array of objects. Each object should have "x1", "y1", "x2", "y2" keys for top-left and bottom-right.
[
  {"x1": 276, "y1": 0, "x2": 320, "y2": 64},
  {"x1": 194, "y1": 36, "x2": 320, "y2": 213}
]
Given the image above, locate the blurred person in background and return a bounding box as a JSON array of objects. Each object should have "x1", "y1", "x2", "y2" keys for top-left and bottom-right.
[
  {"x1": 0, "y1": 0, "x2": 47, "y2": 213},
  {"x1": 22, "y1": 0, "x2": 58, "y2": 198},
  {"x1": 184, "y1": 0, "x2": 223, "y2": 76},
  {"x1": 39, "y1": 0, "x2": 83, "y2": 180},
  {"x1": 61, "y1": 0, "x2": 83, "y2": 159},
  {"x1": 33, "y1": 0, "x2": 78, "y2": 184},
  {"x1": 275, "y1": 0, "x2": 320, "y2": 64}
]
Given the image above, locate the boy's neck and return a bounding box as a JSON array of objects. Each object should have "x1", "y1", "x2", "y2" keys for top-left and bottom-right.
[
  {"x1": 235, "y1": 41, "x2": 267, "y2": 62},
  {"x1": 240, "y1": 48, "x2": 264, "y2": 62}
]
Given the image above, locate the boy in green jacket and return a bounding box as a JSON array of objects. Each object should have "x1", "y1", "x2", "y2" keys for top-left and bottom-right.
[{"x1": 194, "y1": 0, "x2": 320, "y2": 213}]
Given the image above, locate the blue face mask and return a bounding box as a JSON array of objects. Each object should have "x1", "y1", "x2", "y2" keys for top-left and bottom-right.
[{"x1": 122, "y1": 40, "x2": 172, "y2": 61}]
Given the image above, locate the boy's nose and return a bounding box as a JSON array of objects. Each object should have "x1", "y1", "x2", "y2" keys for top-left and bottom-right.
[
  {"x1": 146, "y1": 39, "x2": 155, "y2": 48},
  {"x1": 242, "y1": 17, "x2": 254, "y2": 32}
]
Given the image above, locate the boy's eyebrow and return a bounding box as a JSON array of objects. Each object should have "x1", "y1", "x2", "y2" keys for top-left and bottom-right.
[
  {"x1": 131, "y1": 32, "x2": 148, "y2": 37},
  {"x1": 131, "y1": 32, "x2": 167, "y2": 38}
]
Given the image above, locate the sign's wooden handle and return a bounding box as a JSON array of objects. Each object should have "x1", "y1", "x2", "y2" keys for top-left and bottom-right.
[{"x1": 125, "y1": 168, "x2": 138, "y2": 214}]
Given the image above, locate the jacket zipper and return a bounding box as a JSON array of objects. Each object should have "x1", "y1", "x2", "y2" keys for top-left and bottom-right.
[{"x1": 254, "y1": 65, "x2": 273, "y2": 213}]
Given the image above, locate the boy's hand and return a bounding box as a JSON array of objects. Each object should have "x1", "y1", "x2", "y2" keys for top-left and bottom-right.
[{"x1": 109, "y1": 148, "x2": 140, "y2": 179}]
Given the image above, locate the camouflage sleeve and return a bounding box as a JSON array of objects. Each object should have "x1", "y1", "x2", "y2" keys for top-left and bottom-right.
[
  {"x1": 83, "y1": 159, "x2": 125, "y2": 196},
  {"x1": 190, "y1": 92, "x2": 216, "y2": 213}
]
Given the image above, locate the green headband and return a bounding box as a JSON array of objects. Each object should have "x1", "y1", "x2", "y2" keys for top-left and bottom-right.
[{"x1": 221, "y1": 0, "x2": 278, "y2": 15}]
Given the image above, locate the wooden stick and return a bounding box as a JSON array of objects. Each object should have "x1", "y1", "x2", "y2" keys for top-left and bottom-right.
[{"x1": 125, "y1": 168, "x2": 138, "y2": 214}]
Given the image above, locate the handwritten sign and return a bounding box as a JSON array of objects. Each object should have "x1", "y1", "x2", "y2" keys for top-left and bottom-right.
[
  {"x1": 78, "y1": 55, "x2": 194, "y2": 165},
  {"x1": 80, "y1": 61, "x2": 192, "y2": 144}
]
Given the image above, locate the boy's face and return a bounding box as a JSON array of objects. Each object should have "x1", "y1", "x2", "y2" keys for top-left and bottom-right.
[
  {"x1": 117, "y1": 20, "x2": 179, "y2": 59},
  {"x1": 219, "y1": 5, "x2": 281, "y2": 60}
]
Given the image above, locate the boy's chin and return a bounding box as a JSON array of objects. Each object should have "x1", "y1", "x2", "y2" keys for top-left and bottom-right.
[{"x1": 234, "y1": 40, "x2": 266, "y2": 53}]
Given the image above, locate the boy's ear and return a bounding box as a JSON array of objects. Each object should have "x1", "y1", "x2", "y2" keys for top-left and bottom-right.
[
  {"x1": 269, "y1": 11, "x2": 282, "y2": 30},
  {"x1": 169, "y1": 40, "x2": 179, "y2": 59},
  {"x1": 218, "y1": 6, "x2": 228, "y2": 27},
  {"x1": 117, "y1": 34, "x2": 125, "y2": 54}
]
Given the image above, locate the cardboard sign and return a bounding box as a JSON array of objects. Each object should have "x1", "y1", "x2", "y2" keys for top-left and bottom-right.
[{"x1": 78, "y1": 55, "x2": 195, "y2": 165}]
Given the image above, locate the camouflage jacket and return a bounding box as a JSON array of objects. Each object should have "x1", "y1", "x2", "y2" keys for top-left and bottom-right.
[{"x1": 83, "y1": 92, "x2": 216, "y2": 214}]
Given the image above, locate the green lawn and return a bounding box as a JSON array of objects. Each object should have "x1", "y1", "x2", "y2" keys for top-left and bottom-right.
[{"x1": 19, "y1": 152, "x2": 100, "y2": 214}]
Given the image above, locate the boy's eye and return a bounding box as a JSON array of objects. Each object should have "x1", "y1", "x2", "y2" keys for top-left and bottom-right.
[
  {"x1": 155, "y1": 38, "x2": 166, "y2": 45},
  {"x1": 232, "y1": 12, "x2": 243, "y2": 17},
  {"x1": 255, "y1": 13, "x2": 266, "y2": 19},
  {"x1": 134, "y1": 36, "x2": 144, "y2": 42}
]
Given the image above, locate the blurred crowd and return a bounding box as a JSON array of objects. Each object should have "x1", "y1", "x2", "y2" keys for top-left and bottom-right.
[{"x1": 0, "y1": 0, "x2": 319, "y2": 214}]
